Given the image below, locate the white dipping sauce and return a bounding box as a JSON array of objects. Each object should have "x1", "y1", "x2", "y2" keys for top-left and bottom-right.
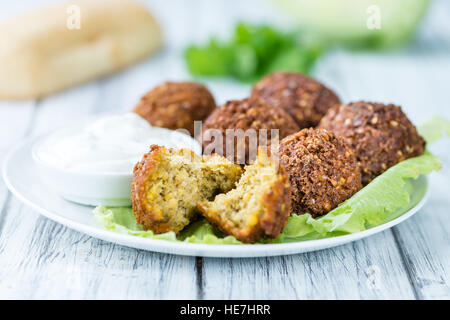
[{"x1": 35, "y1": 113, "x2": 201, "y2": 174}]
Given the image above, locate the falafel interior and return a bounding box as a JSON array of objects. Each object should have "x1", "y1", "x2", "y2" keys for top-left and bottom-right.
[
  {"x1": 197, "y1": 150, "x2": 291, "y2": 243},
  {"x1": 131, "y1": 146, "x2": 242, "y2": 234}
]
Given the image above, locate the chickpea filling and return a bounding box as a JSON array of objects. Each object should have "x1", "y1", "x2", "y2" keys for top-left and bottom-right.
[
  {"x1": 199, "y1": 152, "x2": 279, "y2": 230},
  {"x1": 142, "y1": 149, "x2": 241, "y2": 233}
]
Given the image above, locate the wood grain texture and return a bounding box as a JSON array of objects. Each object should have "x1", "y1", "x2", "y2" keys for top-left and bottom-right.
[
  {"x1": 0, "y1": 0, "x2": 449, "y2": 300},
  {"x1": 391, "y1": 140, "x2": 450, "y2": 300},
  {"x1": 0, "y1": 78, "x2": 198, "y2": 300},
  {"x1": 0, "y1": 201, "x2": 198, "y2": 299},
  {"x1": 201, "y1": 231, "x2": 416, "y2": 299},
  {"x1": 200, "y1": 0, "x2": 450, "y2": 300},
  {"x1": 0, "y1": 101, "x2": 36, "y2": 236}
]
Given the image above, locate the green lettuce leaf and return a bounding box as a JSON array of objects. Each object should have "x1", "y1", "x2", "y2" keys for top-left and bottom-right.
[
  {"x1": 93, "y1": 153, "x2": 440, "y2": 244},
  {"x1": 93, "y1": 117, "x2": 445, "y2": 244},
  {"x1": 269, "y1": 152, "x2": 441, "y2": 243},
  {"x1": 93, "y1": 206, "x2": 178, "y2": 241},
  {"x1": 93, "y1": 206, "x2": 241, "y2": 244},
  {"x1": 418, "y1": 116, "x2": 450, "y2": 144}
]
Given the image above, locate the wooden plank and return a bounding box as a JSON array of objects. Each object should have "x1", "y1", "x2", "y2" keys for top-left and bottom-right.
[
  {"x1": 202, "y1": 231, "x2": 415, "y2": 299},
  {"x1": 201, "y1": 19, "x2": 450, "y2": 299},
  {"x1": 386, "y1": 47, "x2": 450, "y2": 299},
  {"x1": 201, "y1": 3, "x2": 450, "y2": 299},
  {"x1": 0, "y1": 0, "x2": 203, "y2": 298},
  {"x1": 0, "y1": 100, "x2": 36, "y2": 231},
  {"x1": 326, "y1": 24, "x2": 450, "y2": 299},
  {"x1": 0, "y1": 212, "x2": 196, "y2": 299},
  {"x1": 0, "y1": 101, "x2": 35, "y2": 161},
  {"x1": 1, "y1": 0, "x2": 449, "y2": 300},
  {"x1": 314, "y1": 38, "x2": 450, "y2": 300},
  {"x1": 391, "y1": 139, "x2": 450, "y2": 300},
  {"x1": 0, "y1": 81, "x2": 198, "y2": 299}
]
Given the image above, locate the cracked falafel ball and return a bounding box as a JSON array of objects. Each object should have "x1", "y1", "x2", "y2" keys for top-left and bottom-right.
[
  {"x1": 202, "y1": 97, "x2": 300, "y2": 165},
  {"x1": 251, "y1": 72, "x2": 341, "y2": 128},
  {"x1": 131, "y1": 145, "x2": 242, "y2": 234},
  {"x1": 197, "y1": 150, "x2": 292, "y2": 243},
  {"x1": 133, "y1": 81, "x2": 216, "y2": 136},
  {"x1": 318, "y1": 101, "x2": 426, "y2": 185},
  {"x1": 278, "y1": 128, "x2": 362, "y2": 217}
]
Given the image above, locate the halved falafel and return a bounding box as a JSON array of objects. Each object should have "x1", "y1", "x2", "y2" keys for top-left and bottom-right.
[
  {"x1": 202, "y1": 98, "x2": 300, "y2": 165},
  {"x1": 131, "y1": 145, "x2": 242, "y2": 234},
  {"x1": 278, "y1": 128, "x2": 362, "y2": 217},
  {"x1": 318, "y1": 101, "x2": 426, "y2": 184},
  {"x1": 133, "y1": 81, "x2": 216, "y2": 136},
  {"x1": 251, "y1": 72, "x2": 340, "y2": 128},
  {"x1": 197, "y1": 150, "x2": 292, "y2": 243}
]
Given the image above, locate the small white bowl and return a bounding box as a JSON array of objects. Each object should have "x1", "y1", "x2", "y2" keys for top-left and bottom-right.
[
  {"x1": 32, "y1": 126, "x2": 202, "y2": 207},
  {"x1": 32, "y1": 155, "x2": 134, "y2": 207}
]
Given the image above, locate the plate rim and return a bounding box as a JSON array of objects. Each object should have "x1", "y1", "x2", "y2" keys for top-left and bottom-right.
[{"x1": 2, "y1": 136, "x2": 430, "y2": 258}]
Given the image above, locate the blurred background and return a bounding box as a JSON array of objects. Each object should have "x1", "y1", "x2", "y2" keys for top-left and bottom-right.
[
  {"x1": 0, "y1": 0, "x2": 449, "y2": 123},
  {"x1": 0, "y1": 0, "x2": 449, "y2": 301}
]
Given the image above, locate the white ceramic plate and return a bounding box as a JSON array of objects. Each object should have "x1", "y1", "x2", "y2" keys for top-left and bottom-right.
[{"x1": 3, "y1": 136, "x2": 429, "y2": 258}]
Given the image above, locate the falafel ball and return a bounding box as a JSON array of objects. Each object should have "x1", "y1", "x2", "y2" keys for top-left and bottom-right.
[
  {"x1": 198, "y1": 149, "x2": 292, "y2": 243},
  {"x1": 133, "y1": 81, "x2": 216, "y2": 136},
  {"x1": 202, "y1": 98, "x2": 300, "y2": 165},
  {"x1": 318, "y1": 101, "x2": 426, "y2": 184},
  {"x1": 278, "y1": 128, "x2": 362, "y2": 217},
  {"x1": 131, "y1": 145, "x2": 242, "y2": 234},
  {"x1": 251, "y1": 72, "x2": 341, "y2": 128}
]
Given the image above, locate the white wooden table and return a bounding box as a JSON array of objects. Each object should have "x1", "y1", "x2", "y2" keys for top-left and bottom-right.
[{"x1": 0, "y1": 0, "x2": 449, "y2": 299}]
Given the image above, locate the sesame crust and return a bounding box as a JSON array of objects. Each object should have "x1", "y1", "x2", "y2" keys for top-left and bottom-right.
[
  {"x1": 131, "y1": 145, "x2": 172, "y2": 234},
  {"x1": 279, "y1": 128, "x2": 362, "y2": 217},
  {"x1": 251, "y1": 72, "x2": 341, "y2": 128},
  {"x1": 202, "y1": 97, "x2": 300, "y2": 164},
  {"x1": 133, "y1": 81, "x2": 216, "y2": 136},
  {"x1": 318, "y1": 101, "x2": 426, "y2": 184}
]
